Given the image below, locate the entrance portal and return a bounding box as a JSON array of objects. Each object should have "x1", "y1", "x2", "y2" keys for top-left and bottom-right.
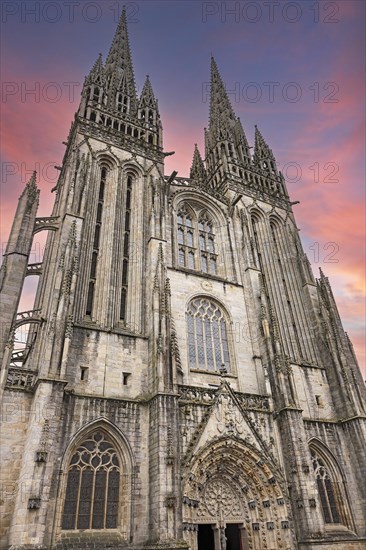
[
  {"x1": 225, "y1": 523, "x2": 242, "y2": 550},
  {"x1": 197, "y1": 524, "x2": 215, "y2": 549}
]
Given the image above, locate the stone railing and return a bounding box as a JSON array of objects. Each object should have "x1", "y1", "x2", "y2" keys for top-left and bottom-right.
[
  {"x1": 178, "y1": 385, "x2": 271, "y2": 412},
  {"x1": 6, "y1": 367, "x2": 37, "y2": 391},
  {"x1": 26, "y1": 263, "x2": 43, "y2": 275}
]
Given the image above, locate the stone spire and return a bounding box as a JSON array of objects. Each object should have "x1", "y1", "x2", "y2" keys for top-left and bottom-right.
[
  {"x1": 20, "y1": 170, "x2": 39, "y2": 205},
  {"x1": 104, "y1": 6, "x2": 138, "y2": 114},
  {"x1": 138, "y1": 75, "x2": 162, "y2": 146},
  {"x1": 190, "y1": 144, "x2": 206, "y2": 182},
  {"x1": 208, "y1": 56, "x2": 237, "y2": 137},
  {"x1": 253, "y1": 125, "x2": 277, "y2": 172},
  {"x1": 85, "y1": 53, "x2": 105, "y2": 87},
  {"x1": 139, "y1": 75, "x2": 158, "y2": 110},
  {"x1": 205, "y1": 57, "x2": 252, "y2": 190}
]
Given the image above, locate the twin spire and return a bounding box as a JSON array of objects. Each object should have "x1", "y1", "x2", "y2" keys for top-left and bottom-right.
[
  {"x1": 104, "y1": 6, "x2": 137, "y2": 113},
  {"x1": 84, "y1": 8, "x2": 277, "y2": 189},
  {"x1": 209, "y1": 56, "x2": 237, "y2": 131},
  {"x1": 191, "y1": 55, "x2": 277, "y2": 187},
  {"x1": 85, "y1": 7, "x2": 159, "y2": 119},
  {"x1": 105, "y1": 6, "x2": 134, "y2": 71}
]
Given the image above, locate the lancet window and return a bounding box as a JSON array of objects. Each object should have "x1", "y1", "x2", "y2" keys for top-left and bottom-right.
[
  {"x1": 187, "y1": 297, "x2": 230, "y2": 372},
  {"x1": 62, "y1": 432, "x2": 120, "y2": 530}
]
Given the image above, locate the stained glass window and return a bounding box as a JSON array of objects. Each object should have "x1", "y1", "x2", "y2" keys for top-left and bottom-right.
[
  {"x1": 187, "y1": 298, "x2": 230, "y2": 372},
  {"x1": 62, "y1": 432, "x2": 120, "y2": 530},
  {"x1": 177, "y1": 208, "x2": 196, "y2": 269},
  {"x1": 120, "y1": 175, "x2": 132, "y2": 321},
  {"x1": 86, "y1": 168, "x2": 106, "y2": 316},
  {"x1": 198, "y1": 215, "x2": 217, "y2": 275},
  {"x1": 176, "y1": 207, "x2": 218, "y2": 274},
  {"x1": 310, "y1": 448, "x2": 343, "y2": 525}
]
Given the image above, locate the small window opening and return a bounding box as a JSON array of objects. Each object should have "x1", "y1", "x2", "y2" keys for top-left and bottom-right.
[
  {"x1": 315, "y1": 395, "x2": 324, "y2": 407},
  {"x1": 80, "y1": 367, "x2": 89, "y2": 381},
  {"x1": 122, "y1": 372, "x2": 131, "y2": 386}
]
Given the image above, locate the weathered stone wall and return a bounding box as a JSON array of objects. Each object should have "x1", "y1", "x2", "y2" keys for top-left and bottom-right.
[
  {"x1": 0, "y1": 391, "x2": 32, "y2": 546},
  {"x1": 65, "y1": 327, "x2": 149, "y2": 399}
]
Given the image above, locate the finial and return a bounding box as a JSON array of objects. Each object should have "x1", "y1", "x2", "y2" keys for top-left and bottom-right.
[{"x1": 26, "y1": 171, "x2": 37, "y2": 187}]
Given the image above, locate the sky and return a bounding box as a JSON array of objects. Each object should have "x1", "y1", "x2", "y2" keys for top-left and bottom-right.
[{"x1": 1, "y1": 0, "x2": 365, "y2": 375}]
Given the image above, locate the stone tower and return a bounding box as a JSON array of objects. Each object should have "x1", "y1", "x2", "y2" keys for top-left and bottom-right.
[{"x1": 0, "y1": 9, "x2": 365, "y2": 550}]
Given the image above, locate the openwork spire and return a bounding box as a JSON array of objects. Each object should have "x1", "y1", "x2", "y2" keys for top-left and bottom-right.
[
  {"x1": 209, "y1": 56, "x2": 237, "y2": 135},
  {"x1": 105, "y1": 6, "x2": 137, "y2": 112},
  {"x1": 190, "y1": 144, "x2": 206, "y2": 182}
]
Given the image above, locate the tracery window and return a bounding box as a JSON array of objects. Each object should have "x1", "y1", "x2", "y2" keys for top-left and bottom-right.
[
  {"x1": 187, "y1": 297, "x2": 230, "y2": 372},
  {"x1": 177, "y1": 208, "x2": 195, "y2": 270},
  {"x1": 310, "y1": 447, "x2": 348, "y2": 526},
  {"x1": 177, "y1": 206, "x2": 218, "y2": 274},
  {"x1": 198, "y1": 215, "x2": 217, "y2": 274},
  {"x1": 62, "y1": 432, "x2": 120, "y2": 530},
  {"x1": 120, "y1": 175, "x2": 132, "y2": 321},
  {"x1": 86, "y1": 167, "x2": 106, "y2": 316}
]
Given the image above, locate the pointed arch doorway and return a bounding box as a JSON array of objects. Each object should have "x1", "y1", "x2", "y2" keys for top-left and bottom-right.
[
  {"x1": 197, "y1": 521, "x2": 246, "y2": 550},
  {"x1": 182, "y1": 438, "x2": 294, "y2": 550},
  {"x1": 196, "y1": 476, "x2": 248, "y2": 550}
]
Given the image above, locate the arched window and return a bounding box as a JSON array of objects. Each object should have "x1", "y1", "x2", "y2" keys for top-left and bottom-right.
[
  {"x1": 187, "y1": 297, "x2": 230, "y2": 372},
  {"x1": 177, "y1": 206, "x2": 218, "y2": 275},
  {"x1": 62, "y1": 432, "x2": 120, "y2": 530},
  {"x1": 120, "y1": 175, "x2": 132, "y2": 321},
  {"x1": 198, "y1": 214, "x2": 217, "y2": 274},
  {"x1": 310, "y1": 445, "x2": 351, "y2": 527},
  {"x1": 177, "y1": 208, "x2": 195, "y2": 269},
  {"x1": 86, "y1": 167, "x2": 106, "y2": 316}
]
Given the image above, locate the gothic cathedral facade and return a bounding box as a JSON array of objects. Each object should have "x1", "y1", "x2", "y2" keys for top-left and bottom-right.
[{"x1": 1, "y1": 9, "x2": 365, "y2": 550}]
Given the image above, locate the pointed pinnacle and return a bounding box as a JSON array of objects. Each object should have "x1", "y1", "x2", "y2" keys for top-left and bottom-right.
[
  {"x1": 21, "y1": 171, "x2": 39, "y2": 201},
  {"x1": 105, "y1": 8, "x2": 137, "y2": 85},
  {"x1": 24, "y1": 170, "x2": 38, "y2": 192},
  {"x1": 88, "y1": 53, "x2": 103, "y2": 79},
  {"x1": 94, "y1": 52, "x2": 103, "y2": 67},
  {"x1": 139, "y1": 74, "x2": 157, "y2": 107},
  {"x1": 106, "y1": 6, "x2": 129, "y2": 64},
  {"x1": 209, "y1": 56, "x2": 236, "y2": 128},
  {"x1": 190, "y1": 144, "x2": 206, "y2": 180},
  {"x1": 254, "y1": 125, "x2": 275, "y2": 161},
  {"x1": 28, "y1": 171, "x2": 37, "y2": 186}
]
